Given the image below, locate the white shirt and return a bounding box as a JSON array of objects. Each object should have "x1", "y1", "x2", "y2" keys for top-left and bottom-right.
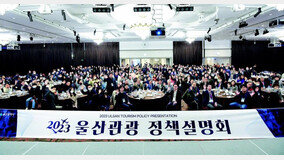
[{"x1": 172, "y1": 90, "x2": 177, "y2": 102}]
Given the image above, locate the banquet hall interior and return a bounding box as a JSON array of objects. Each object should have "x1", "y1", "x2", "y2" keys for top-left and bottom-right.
[
  {"x1": 0, "y1": 3, "x2": 284, "y2": 156},
  {"x1": 0, "y1": 4, "x2": 283, "y2": 111}
]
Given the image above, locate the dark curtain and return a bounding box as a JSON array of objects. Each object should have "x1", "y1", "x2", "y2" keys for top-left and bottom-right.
[
  {"x1": 0, "y1": 42, "x2": 119, "y2": 75},
  {"x1": 84, "y1": 42, "x2": 119, "y2": 66},
  {"x1": 72, "y1": 43, "x2": 84, "y2": 66},
  {"x1": 173, "y1": 41, "x2": 202, "y2": 65},
  {"x1": 232, "y1": 41, "x2": 284, "y2": 72},
  {"x1": 0, "y1": 43, "x2": 72, "y2": 75}
]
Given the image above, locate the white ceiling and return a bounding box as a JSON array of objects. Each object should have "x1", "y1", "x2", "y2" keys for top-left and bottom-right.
[{"x1": 0, "y1": 4, "x2": 283, "y2": 44}]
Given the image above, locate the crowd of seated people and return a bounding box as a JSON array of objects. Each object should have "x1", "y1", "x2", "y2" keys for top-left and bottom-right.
[{"x1": 0, "y1": 63, "x2": 283, "y2": 111}]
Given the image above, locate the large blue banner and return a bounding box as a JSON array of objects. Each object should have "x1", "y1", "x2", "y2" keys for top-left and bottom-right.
[
  {"x1": 0, "y1": 109, "x2": 17, "y2": 138},
  {"x1": 257, "y1": 109, "x2": 284, "y2": 137}
]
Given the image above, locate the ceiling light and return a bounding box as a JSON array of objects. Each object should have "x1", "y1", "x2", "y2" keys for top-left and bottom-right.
[
  {"x1": 255, "y1": 29, "x2": 259, "y2": 36},
  {"x1": 94, "y1": 39, "x2": 103, "y2": 45},
  {"x1": 214, "y1": 18, "x2": 219, "y2": 24},
  {"x1": 254, "y1": 8, "x2": 262, "y2": 18},
  {"x1": 263, "y1": 29, "x2": 269, "y2": 35},
  {"x1": 111, "y1": 4, "x2": 175, "y2": 40},
  {"x1": 95, "y1": 32, "x2": 104, "y2": 39},
  {"x1": 204, "y1": 35, "x2": 212, "y2": 42},
  {"x1": 110, "y1": 4, "x2": 114, "y2": 12},
  {"x1": 130, "y1": 23, "x2": 152, "y2": 40},
  {"x1": 133, "y1": 6, "x2": 151, "y2": 12},
  {"x1": 239, "y1": 21, "x2": 248, "y2": 28},
  {"x1": 61, "y1": 10, "x2": 66, "y2": 20},
  {"x1": 232, "y1": 4, "x2": 245, "y2": 11},
  {"x1": 76, "y1": 35, "x2": 80, "y2": 43},
  {"x1": 176, "y1": 6, "x2": 194, "y2": 12},
  {"x1": 186, "y1": 31, "x2": 207, "y2": 38},
  {"x1": 17, "y1": 35, "x2": 21, "y2": 41},
  {"x1": 27, "y1": 11, "x2": 33, "y2": 22},
  {"x1": 207, "y1": 28, "x2": 211, "y2": 34},
  {"x1": 93, "y1": 7, "x2": 111, "y2": 13},
  {"x1": 185, "y1": 38, "x2": 195, "y2": 43},
  {"x1": 38, "y1": 5, "x2": 53, "y2": 14}
]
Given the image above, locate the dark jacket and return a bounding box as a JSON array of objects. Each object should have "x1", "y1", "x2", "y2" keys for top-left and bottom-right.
[
  {"x1": 45, "y1": 91, "x2": 58, "y2": 109},
  {"x1": 202, "y1": 90, "x2": 217, "y2": 106},
  {"x1": 168, "y1": 90, "x2": 182, "y2": 106},
  {"x1": 115, "y1": 92, "x2": 130, "y2": 105},
  {"x1": 182, "y1": 89, "x2": 196, "y2": 104},
  {"x1": 234, "y1": 92, "x2": 252, "y2": 106}
]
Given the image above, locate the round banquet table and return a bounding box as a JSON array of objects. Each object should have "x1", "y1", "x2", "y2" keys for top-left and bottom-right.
[
  {"x1": 261, "y1": 88, "x2": 284, "y2": 108},
  {"x1": 128, "y1": 90, "x2": 168, "y2": 111},
  {"x1": 215, "y1": 91, "x2": 236, "y2": 109},
  {"x1": 261, "y1": 88, "x2": 284, "y2": 96},
  {"x1": 57, "y1": 93, "x2": 88, "y2": 110},
  {"x1": 0, "y1": 91, "x2": 30, "y2": 109},
  {"x1": 251, "y1": 75, "x2": 269, "y2": 81}
]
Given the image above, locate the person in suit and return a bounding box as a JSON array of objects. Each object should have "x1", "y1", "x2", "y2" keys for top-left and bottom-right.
[
  {"x1": 215, "y1": 78, "x2": 226, "y2": 89},
  {"x1": 82, "y1": 85, "x2": 98, "y2": 110},
  {"x1": 191, "y1": 82, "x2": 199, "y2": 96},
  {"x1": 182, "y1": 86, "x2": 199, "y2": 110},
  {"x1": 269, "y1": 84, "x2": 284, "y2": 107},
  {"x1": 115, "y1": 86, "x2": 133, "y2": 111},
  {"x1": 105, "y1": 73, "x2": 116, "y2": 96},
  {"x1": 230, "y1": 85, "x2": 252, "y2": 109},
  {"x1": 251, "y1": 86, "x2": 264, "y2": 108},
  {"x1": 202, "y1": 85, "x2": 222, "y2": 109},
  {"x1": 259, "y1": 77, "x2": 269, "y2": 88},
  {"x1": 98, "y1": 90, "x2": 111, "y2": 111},
  {"x1": 166, "y1": 84, "x2": 182, "y2": 110},
  {"x1": 200, "y1": 78, "x2": 209, "y2": 90},
  {"x1": 44, "y1": 86, "x2": 58, "y2": 110}
]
